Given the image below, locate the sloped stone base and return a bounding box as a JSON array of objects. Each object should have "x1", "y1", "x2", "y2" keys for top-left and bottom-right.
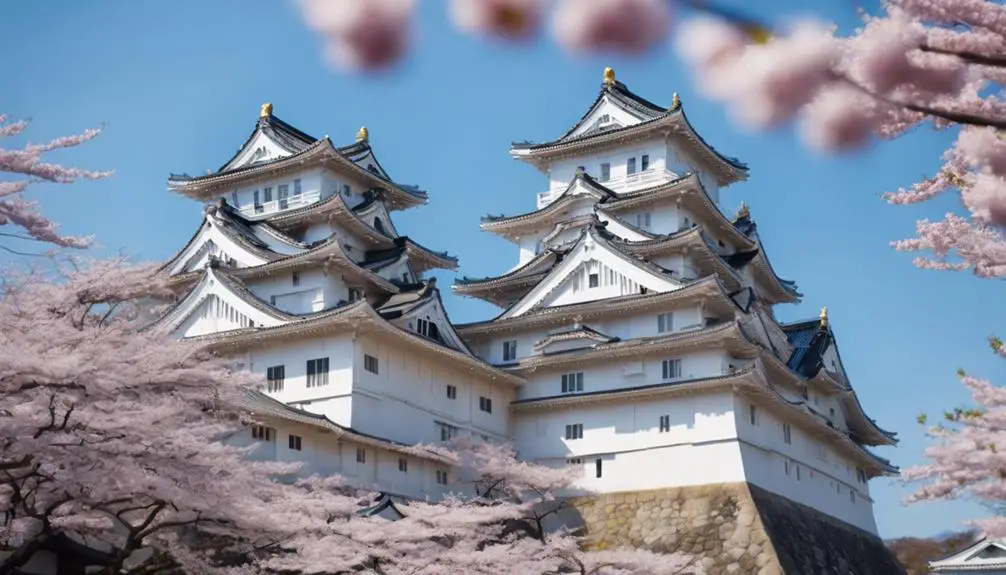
[{"x1": 568, "y1": 482, "x2": 905, "y2": 575}]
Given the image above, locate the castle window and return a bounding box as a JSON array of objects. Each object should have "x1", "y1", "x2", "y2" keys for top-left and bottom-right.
[
  {"x1": 364, "y1": 354, "x2": 379, "y2": 375},
  {"x1": 398, "y1": 458, "x2": 408, "y2": 473},
  {"x1": 641, "y1": 154, "x2": 650, "y2": 171},
  {"x1": 659, "y1": 415, "x2": 670, "y2": 432},
  {"x1": 251, "y1": 426, "x2": 274, "y2": 442},
  {"x1": 266, "y1": 365, "x2": 285, "y2": 393},
  {"x1": 600, "y1": 162, "x2": 611, "y2": 182},
  {"x1": 436, "y1": 470, "x2": 449, "y2": 485},
  {"x1": 783, "y1": 423, "x2": 792, "y2": 445},
  {"x1": 662, "y1": 359, "x2": 682, "y2": 380},
  {"x1": 342, "y1": 184, "x2": 351, "y2": 197},
  {"x1": 503, "y1": 340, "x2": 518, "y2": 362},
  {"x1": 589, "y1": 273, "x2": 600, "y2": 288},
  {"x1": 278, "y1": 184, "x2": 289, "y2": 209},
  {"x1": 561, "y1": 372, "x2": 584, "y2": 394},
  {"x1": 230, "y1": 191, "x2": 239, "y2": 206},
  {"x1": 636, "y1": 212, "x2": 651, "y2": 230},
  {"x1": 784, "y1": 460, "x2": 790, "y2": 476},
  {"x1": 595, "y1": 458, "x2": 603, "y2": 478},
  {"x1": 356, "y1": 447, "x2": 366, "y2": 463},
  {"x1": 374, "y1": 217, "x2": 385, "y2": 234},
  {"x1": 306, "y1": 358, "x2": 330, "y2": 387},
  {"x1": 288, "y1": 434, "x2": 302, "y2": 451},
  {"x1": 749, "y1": 404, "x2": 758, "y2": 426},
  {"x1": 565, "y1": 424, "x2": 584, "y2": 440},
  {"x1": 263, "y1": 186, "x2": 273, "y2": 203},
  {"x1": 796, "y1": 466, "x2": 801, "y2": 481},
  {"x1": 253, "y1": 190, "x2": 263, "y2": 213},
  {"x1": 436, "y1": 421, "x2": 458, "y2": 442},
  {"x1": 627, "y1": 157, "x2": 637, "y2": 175},
  {"x1": 349, "y1": 288, "x2": 364, "y2": 302},
  {"x1": 479, "y1": 396, "x2": 493, "y2": 414},
  {"x1": 446, "y1": 385, "x2": 457, "y2": 400},
  {"x1": 566, "y1": 457, "x2": 582, "y2": 467},
  {"x1": 293, "y1": 178, "x2": 302, "y2": 196},
  {"x1": 850, "y1": 490, "x2": 856, "y2": 504},
  {"x1": 292, "y1": 271, "x2": 300, "y2": 286},
  {"x1": 657, "y1": 312, "x2": 673, "y2": 333}
]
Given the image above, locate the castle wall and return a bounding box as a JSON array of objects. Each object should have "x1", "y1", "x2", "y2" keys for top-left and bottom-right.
[{"x1": 568, "y1": 482, "x2": 905, "y2": 575}]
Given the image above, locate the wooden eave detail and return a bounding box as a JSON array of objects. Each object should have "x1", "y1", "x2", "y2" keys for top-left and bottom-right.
[
  {"x1": 621, "y1": 227, "x2": 745, "y2": 292},
  {"x1": 511, "y1": 113, "x2": 748, "y2": 187},
  {"x1": 262, "y1": 193, "x2": 396, "y2": 248},
  {"x1": 402, "y1": 240, "x2": 459, "y2": 273},
  {"x1": 457, "y1": 275, "x2": 739, "y2": 340},
  {"x1": 481, "y1": 194, "x2": 601, "y2": 239},
  {"x1": 167, "y1": 139, "x2": 426, "y2": 211},
  {"x1": 197, "y1": 302, "x2": 525, "y2": 387},
  {"x1": 501, "y1": 320, "x2": 758, "y2": 375},
  {"x1": 751, "y1": 251, "x2": 800, "y2": 304},
  {"x1": 227, "y1": 239, "x2": 399, "y2": 294}
]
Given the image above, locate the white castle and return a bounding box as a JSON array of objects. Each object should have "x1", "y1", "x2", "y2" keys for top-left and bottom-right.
[{"x1": 155, "y1": 69, "x2": 897, "y2": 538}]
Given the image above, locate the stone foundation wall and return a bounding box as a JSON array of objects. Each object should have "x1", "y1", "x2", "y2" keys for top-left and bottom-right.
[{"x1": 568, "y1": 482, "x2": 905, "y2": 575}]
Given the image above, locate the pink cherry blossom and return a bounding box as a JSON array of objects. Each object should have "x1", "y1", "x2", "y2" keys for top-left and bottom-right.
[
  {"x1": 552, "y1": 0, "x2": 672, "y2": 55},
  {"x1": 450, "y1": 0, "x2": 544, "y2": 41},
  {"x1": 0, "y1": 114, "x2": 109, "y2": 253},
  {"x1": 298, "y1": 0, "x2": 415, "y2": 71},
  {"x1": 801, "y1": 85, "x2": 879, "y2": 151}
]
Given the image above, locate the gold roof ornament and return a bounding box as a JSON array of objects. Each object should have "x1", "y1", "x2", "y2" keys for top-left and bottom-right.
[
  {"x1": 819, "y1": 306, "x2": 829, "y2": 328},
  {"x1": 356, "y1": 126, "x2": 369, "y2": 143},
  {"x1": 602, "y1": 67, "x2": 616, "y2": 86},
  {"x1": 670, "y1": 92, "x2": 681, "y2": 112},
  {"x1": 736, "y1": 201, "x2": 750, "y2": 220},
  {"x1": 260, "y1": 102, "x2": 273, "y2": 118}
]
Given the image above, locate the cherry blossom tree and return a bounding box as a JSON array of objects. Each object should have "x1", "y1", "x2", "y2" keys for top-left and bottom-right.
[
  {"x1": 0, "y1": 259, "x2": 391, "y2": 574},
  {"x1": 0, "y1": 114, "x2": 110, "y2": 256},
  {"x1": 290, "y1": 0, "x2": 1006, "y2": 542},
  {"x1": 351, "y1": 439, "x2": 701, "y2": 575}
]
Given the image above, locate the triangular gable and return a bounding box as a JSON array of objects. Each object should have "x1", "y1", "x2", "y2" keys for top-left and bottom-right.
[
  {"x1": 354, "y1": 197, "x2": 400, "y2": 238},
  {"x1": 566, "y1": 95, "x2": 647, "y2": 140},
  {"x1": 931, "y1": 538, "x2": 1006, "y2": 569},
  {"x1": 389, "y1": 291, "x2": 475, "y2": 356},
  {"x1": 342, "y1": 143, "x2": 393, "y2": 181},
  {"x1": 219, "y1": 113, "x2": 317, "y2": 173},
  {"x1": 156, "y1": 268, "x2": 289, "y2": 339},
  {"x1": 223, "y1": 129, "x2": 298, "y2": 172},
  {"x1": 502, "y1": 228, "x2": 685, "y2": 319},
  {"x1": 166, "y1": 217, "x2": 273, "y2": 276},
  {"x1": 596, "y1": 208, "x2": 655, "y2": 242},
  {"x1": 533, "y1": 325, "x2": 618, "y2": 355}
]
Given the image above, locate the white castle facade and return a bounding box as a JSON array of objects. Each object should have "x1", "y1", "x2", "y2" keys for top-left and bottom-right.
[{"x1": 155, "y1": 69, "x2": 897, "y2": 536}]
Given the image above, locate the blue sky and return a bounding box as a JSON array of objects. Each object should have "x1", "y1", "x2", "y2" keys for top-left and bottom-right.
[{"x1": 2, "y1": 0, "x2": 1000, "y2": 539}]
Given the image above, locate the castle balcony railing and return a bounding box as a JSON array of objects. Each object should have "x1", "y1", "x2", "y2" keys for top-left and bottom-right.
[
  {"x1": 240, "y1": 189, "x2": 326, "y2": 218},
  {"x1": 536, "y1": 169, "x2": 680, "y2": 209}
]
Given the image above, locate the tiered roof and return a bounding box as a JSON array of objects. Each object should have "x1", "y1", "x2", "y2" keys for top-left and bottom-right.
[
  {"x1": 164, "y1": 200, "x2": 456, "y2": 291},
  {"x1": 459, "y1": 68, "x2": 894, "y2": 478},
  {"x1": 167, "y1": 104, "x2": 427, "y2": 211},
  {"x1": 510, "y1": 68, "x2": 748, "y2": 186},
  {"x1": 153, "y1": 265, "x2": 523, "y2": 388}
]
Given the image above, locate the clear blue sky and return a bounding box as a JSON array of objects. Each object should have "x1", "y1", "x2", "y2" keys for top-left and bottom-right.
[{"x1": 3, "y1": 0, "x2": 1000, "y2": 540}]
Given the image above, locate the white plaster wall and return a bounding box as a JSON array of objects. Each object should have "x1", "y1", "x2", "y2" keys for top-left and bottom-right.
[
  {"x1": 557, "y1": 442, "x2": 747, "y2": 494},
  {"x1": 227, "y1": 421, "x2": 448, "y2": 500},
  {"x1": 225, "y1": 168, "x2": 325, "y2": 214},
  {"x1": 547, "y1": 139, "x2": 668, "y2": 192},
  {"x1": 515, "y1": 349, "x2": 728, "y2": 400},
  {"x1": 350, "y1": 335, "x2": 514, "y2": 445},
  {"x1": 245, "y1": 267, "x2": 344, "y2": 313},
  {"x1": 733, "y1": 396, "x2": 877, "y2": 533},
  {"x1": 245, "y1": 335, "x2": 356, "y2": 425},
  {"x1": 513, "y1": 392, "x2": 741, "y2": 485},
  {"x1": 479, "y1": 303, "x2": 708, "y2": 365},
  {"x1": 320, "y1": 169, "x2": 372, "y2": 210}
]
